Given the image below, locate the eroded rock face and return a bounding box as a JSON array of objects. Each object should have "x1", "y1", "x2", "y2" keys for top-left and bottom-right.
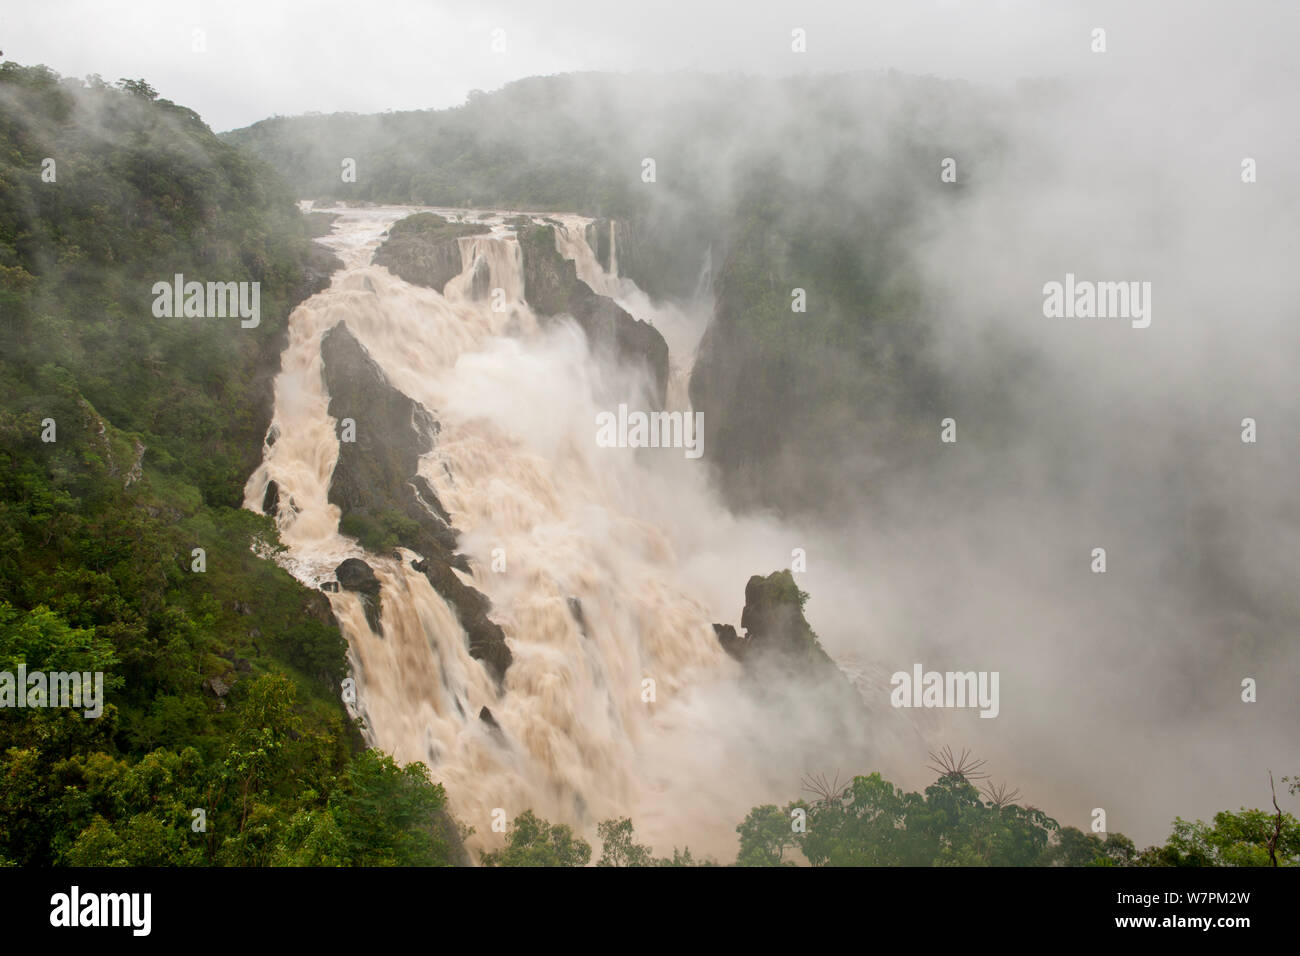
[
  {"x1": 610, "y1": 212, "x2": 716, "y2": 305},
  {"x1": 320, "y1": 321, "x2": 512, "y2": 682},
  {"x1": 320, "y1": 321, "x2": 457, "y2": 557},
  {"x1": 372, "y1": 212, "x2": 489, "y2": 294},
  {"x1": 715, "y1": 570, "x2": 864, "y2": 719},
  {"x1": 478, "y1": 706, "x2": 503, "y2": 734},
  {"x1": 261, "y1": 479, "x2": 280, "y2": 516},
  {"x1": 518, "y1": 224, "x2": 669, "y2": 408},
  {"x1": 584, "y1": 218, "x2": 614, "y2": 274},
  {"x1": 713, "y1": 622, "x2": 742, "y2": 658},
  {"x1": 335, "y1": 557, "x2": 380, "y2": 593},
  {"x1": 335, "y1": 557, "x2": 383, "y2": 635},
  {"x1": 418, "y1": 558, "x2": 513, "y2": 682}
]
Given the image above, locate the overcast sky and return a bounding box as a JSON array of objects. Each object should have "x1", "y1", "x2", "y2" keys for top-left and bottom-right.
[{"x1": 3, "y1": 0, "x2": 1294, "y2": 131}]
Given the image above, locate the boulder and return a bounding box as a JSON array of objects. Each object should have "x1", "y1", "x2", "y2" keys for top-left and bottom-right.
[
  {"x1": 479, "y1": 706, "x2": 503, "y2": 734},
  {"x1": 372, "y1": 212, "x2": 489, "y2": 294},
  {"x1": 335, "y1": 557, "x2": 380, "y2": 594},
  {"x1": 261, "y1": 479, "x2": 279, "y2": 516},
  {"x1": 335, "y1": 557, "x2": 383, "y2": 634}
]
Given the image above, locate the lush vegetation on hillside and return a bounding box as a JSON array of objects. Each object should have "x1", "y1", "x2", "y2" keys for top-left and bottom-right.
[{"x1": 0, "y1": 62, "x2": 458, "y2": 866}]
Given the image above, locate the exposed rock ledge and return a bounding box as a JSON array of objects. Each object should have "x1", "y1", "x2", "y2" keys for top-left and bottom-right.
[
  {"x1": 372, "y1": 212, "x2": 489, "y2": 294},
  {"x1": 714, "y1": 569, "x2": 865, "y2": 721},
  {"x1": 373, "y1": 212, "x2": 670, "y2": 407},
  {"x1": 335, "y1": 556, "x2": 383, "y2": 635},
  {"x1": 519, "y1": 224, "x2": 669, "y2": 408},
  {"x1": 319, "y1": 320, "x2": 513, "y2": 682}
]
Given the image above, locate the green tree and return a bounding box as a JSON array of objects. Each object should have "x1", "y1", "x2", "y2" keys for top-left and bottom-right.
[
  {"x1": 596, "y1": 817, "x2": 653, "y2": 867},
  {"x1": 1041, "y1": 826, "x2": 1137, "y2": 867},
  {"x1": 1136, "y1": 810, "x2": 1300, "y2": 867},
  {"x1": 735, "y1": 804, "x2": 799, "y2": 866},
  {"x1": 326, "y1": 750, "x2": 453, "y2": 866},
  {"x1": 479, "y1": 810, "x2": 592, "y2": 867},
  {"x1": 115, "y1": 78, "x2": 157, "y2": 100}
]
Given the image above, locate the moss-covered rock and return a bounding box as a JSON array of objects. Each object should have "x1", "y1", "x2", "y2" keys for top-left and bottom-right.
[
  {"x1": 320, "y1": 321, "x2": 512, "y2": 682},
  {"x1": 716, "y1": 570, "x2": 864, "y2": 717},
  {"x1": 372, "y1": 212, "x2": 488, "y2": 293}
]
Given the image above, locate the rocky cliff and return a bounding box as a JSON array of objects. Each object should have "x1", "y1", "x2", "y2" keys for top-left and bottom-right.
[
  {"x1": 715, "y1": 570, "x2": 866, "y2": 723},
  {"x1": 372, "y1": 212, "x2": 489, "y2": 294},
  {"x1": 518, "y1": 224, "x2": 669, "y2": 407},
  {"x1": 320, "y1": 321, "x2": 513, "y2": 681}
]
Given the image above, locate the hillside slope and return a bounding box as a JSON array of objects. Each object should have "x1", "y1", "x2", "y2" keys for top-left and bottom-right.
[{"x1": 0, "y1": 63, "x2": 460, "y2": 866}]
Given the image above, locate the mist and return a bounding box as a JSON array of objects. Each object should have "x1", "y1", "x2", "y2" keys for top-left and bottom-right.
[{"x1": 221, "y1": 1, "x2": 1300, "y2": 847}]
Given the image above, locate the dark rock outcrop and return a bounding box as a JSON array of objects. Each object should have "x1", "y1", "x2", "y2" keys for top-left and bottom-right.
[
  {"x1": 300, "y1": 589, "x2": 336, "y2": 628},
  {"x1": 613, "y1": 212, "x2": 716, "y2": 304},
  {"x1": 203, "y1": 675, "x2": 232, "y2": 699},
  {"x1": 261, "y1": 479, "x2": 280, "y2": 516},
  {"x1": 335, "y1": 557, "x2": 383, "y2": 635},
  {"x1": 712, "y1": 622, "x2": 742, "y2": 659},
  {"x1": 567, "y1": 597, "x2": 588, "y2": 637},
  {"x1": 584, "y1": 218, "x2": 615, "y2": 274},
  {"x1": 320, "y1": 321, "x2": 512, "y2": 681},
  {"x1": 711, "y1": 572, "x2": 877, "y2": 776},
  {"x1": 479, "y1": 706, "x2": 503, "y2": 734},
  {"x1": 335, "y1": 557, "x2": 380, "y2": 594},
  {"x1": 714, "y1": 570, "x2": 863, "y2": 717},
  {"x1": 372, "y1": 212, "x2": 489, "y2": 294},
  {"x1": 419, "y1": 559, "x2": 513, "y2": 682},
  {"x1": 518, "y1": 224, "x2": 669, "y2": 407},
  {"x1": 320, "y1": 321, "x2": 458, "y2": 558}
]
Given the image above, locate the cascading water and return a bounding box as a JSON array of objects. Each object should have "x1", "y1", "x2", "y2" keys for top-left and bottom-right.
[
  {"x1": 552, "y1": 217, "x2": 705, "y2": 411},
  {"x1": 243, "y1": 205, "x2": 907, "y2": 859}
]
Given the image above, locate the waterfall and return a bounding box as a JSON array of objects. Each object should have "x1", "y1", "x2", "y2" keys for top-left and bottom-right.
[
  {"x1": 446, "y1": 231, "x2": 527, "y2": 313},
  {"x1": 242, "y1": 204, "x2": 875, "y2": 859},
  {"x1": 553, "y1": 217, "x2": 710, "y2": 411}
]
